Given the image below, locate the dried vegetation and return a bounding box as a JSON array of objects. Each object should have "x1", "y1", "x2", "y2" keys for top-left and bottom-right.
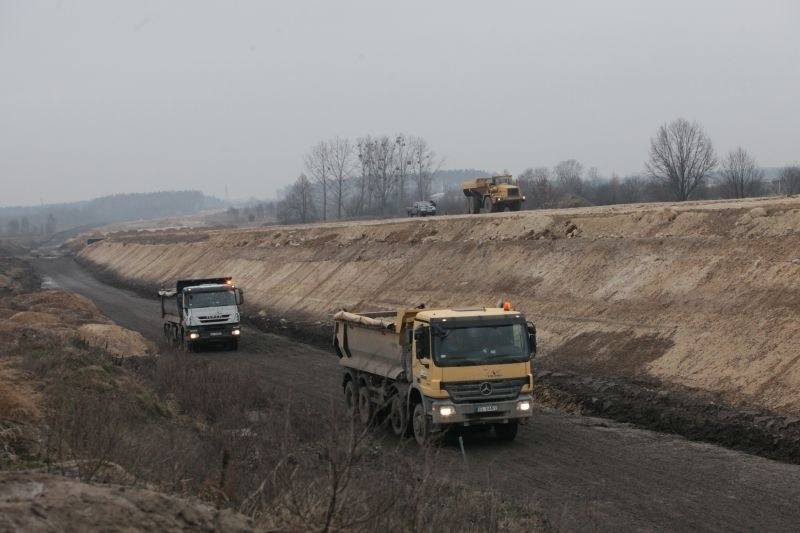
[{"x1": 0, "y1": 255, "x2": 547, "y2": 531}]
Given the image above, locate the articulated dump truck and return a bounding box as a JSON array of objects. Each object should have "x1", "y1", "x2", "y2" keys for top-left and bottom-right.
[
  {"x1": 334, "y1": 306, "x2": 536, "y2": 444},
  {"x1": 462, "y1": 174, "x2": 525, "y2": 214}
]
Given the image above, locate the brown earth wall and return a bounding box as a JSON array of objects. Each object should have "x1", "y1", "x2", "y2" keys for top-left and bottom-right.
[{"x1": 77, "y1": 197, "x2": 800, "y2": 414}]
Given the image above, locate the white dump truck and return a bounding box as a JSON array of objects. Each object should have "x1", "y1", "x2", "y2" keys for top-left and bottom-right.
[
  {"x1": 159, "y1": 277, "x2": 244, "y2": 351},
  {"x1": 333, "y1": 306, "x2": 536, "y2": 444}
]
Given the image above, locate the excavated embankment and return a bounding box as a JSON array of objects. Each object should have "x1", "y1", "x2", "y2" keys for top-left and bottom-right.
[{"x1": 78, "y1": 197, "x2": 800, "y2": 417}]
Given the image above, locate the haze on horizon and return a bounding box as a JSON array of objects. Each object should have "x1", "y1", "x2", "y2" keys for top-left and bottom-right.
[{"x1": 1, "y1": 0, "x2": 798, "y2": 207}]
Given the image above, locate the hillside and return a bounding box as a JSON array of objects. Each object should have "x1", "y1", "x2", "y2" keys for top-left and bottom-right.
[{"x1": 76, "y1": 196, "x2": 800, "y2": 414}]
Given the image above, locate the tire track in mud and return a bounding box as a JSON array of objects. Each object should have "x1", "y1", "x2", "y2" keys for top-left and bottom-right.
[{"x1": 32, "y1": 256, "x2": 800, "y2": 532}]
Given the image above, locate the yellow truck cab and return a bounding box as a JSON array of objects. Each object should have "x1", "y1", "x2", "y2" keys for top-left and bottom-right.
[{"x1": 333, "y1": 306, "x2": 536, "y2": 444}]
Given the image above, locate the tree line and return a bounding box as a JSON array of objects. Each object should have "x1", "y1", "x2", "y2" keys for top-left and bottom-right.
[
  {"x1": 0, "y1": 190, "x2": 223, "y2": 236},
  {"x1": 277, "y1": 134, "x2": 441, "y2": 224},
  {"x1": 513, "y1": 119, "x2": 798, "y2": 210},
  {"x1": 2, "y1": 214, "x2": 57, "y2": 237},
  {"x1": 277, "y1": 120, "x2": 799, "y2": 223}
]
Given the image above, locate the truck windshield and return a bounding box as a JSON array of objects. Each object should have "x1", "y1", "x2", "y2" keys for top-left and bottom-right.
[
  {"x1": 185, "y1": 290, "x2": 236, "y2": 309},
  {"x1": 432, "y1": 323, "x2": 529, "y2": 366}
]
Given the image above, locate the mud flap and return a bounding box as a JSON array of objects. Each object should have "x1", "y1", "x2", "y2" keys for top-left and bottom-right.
[{"x1": 333, "y1": 322, "x2": 352, "y2": 358}]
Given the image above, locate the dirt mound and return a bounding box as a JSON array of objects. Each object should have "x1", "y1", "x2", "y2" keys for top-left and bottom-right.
[
  {"x1": 0, "y1": 241, "x2": 26, "y2": 258},
  {"x1": 6, "y1": 311, "x2": 63, "y2": 327},
  {"x1": 13, "y1": 290, "x2": 106, "y2": 325},
  {"x1": 78, "y1": 324, "x2": 156, "y2": 358},
  {"x1": 78, "y1": 196, "x2": 800, "y2": 414},
  {"x1": 0, "y1": 472, "x2": 252, "y2": 532},
  {"x1": 0, "y1": 362, "x2": 41, "y2": 423}
]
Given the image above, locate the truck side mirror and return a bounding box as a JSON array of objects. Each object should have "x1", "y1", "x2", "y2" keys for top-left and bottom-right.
[
  {"x1": 414, "y1": 328, "x2": 430, "y2": 360},
  {"x1": 236, "y1": 288, "x2": 244, "y2": 305},
  {"x1": 527, "y1": 322, "x2": 537, "y2": 357}
]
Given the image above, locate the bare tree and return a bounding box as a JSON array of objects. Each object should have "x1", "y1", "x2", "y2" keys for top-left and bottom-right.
[
  {"x1": 393, "y1": 134, "x2": 411, "y2": 209},
  {"x1": 304, "y1": 142, "x2": 331, "y2": 221},
  {"x1": 408, "y1": 136, "x2": 439, "y2": 201},
  {"x1": 328, "y1": 137, "x2": 353, "y2": 219},
  {"x1": 518, "y1": 167, "x2": 554, "y2": 209},
  {"x1": 646, "y1": 118, "x2": 717, "y2": 201},
  {"x1": 619, "y1": 175, "x2": 645, "y2": 204},
  {"x1": 370, "y1": 136, "x2": 397, "y2": 213},
  {"x1": 355, "y1": 136, "x2": 374, "y2": 215},
  {"x1": 553, "y1": 159, "x2": 583, "y2": 196},
  {"x1": 586, "y1": 166, "x2": 602, "y2": 184},
  {"x1": 779, "y1": 165, "x2": 800, "y2": 195},
  {"x1": 720, "y1": 147, "x2": 764, "y2": 198},
  {"x1": 45, "y1": 213, "x2": 57, "y2": 235},
  {"x1": 6, "y1": 219, "x2": 19, "y2": 235},
  {"x1": 279, "y1": 173, "x2": 316, "y2": 223}
]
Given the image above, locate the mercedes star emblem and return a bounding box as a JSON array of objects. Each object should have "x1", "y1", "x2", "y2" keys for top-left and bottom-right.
[{"x1": 479, "y1": 382, "x2": 493, "y2": 396}]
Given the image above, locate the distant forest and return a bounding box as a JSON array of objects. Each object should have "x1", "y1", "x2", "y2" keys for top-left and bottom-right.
[{"x1": 0, "y1": 190, "x2": 223, "y2": 236}]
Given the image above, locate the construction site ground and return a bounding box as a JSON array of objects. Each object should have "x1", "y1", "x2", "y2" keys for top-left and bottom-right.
[{"x1": 32, "y1": 253, "x2": 800, "y2": 532}]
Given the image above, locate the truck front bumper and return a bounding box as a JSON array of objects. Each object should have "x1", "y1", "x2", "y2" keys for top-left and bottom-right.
[
  {"x1": 186, "y1": 323, "x2": 241, "y2": 342},
  {"x1": 429, "y1": 394, "x2": 533, "y2": 426}
]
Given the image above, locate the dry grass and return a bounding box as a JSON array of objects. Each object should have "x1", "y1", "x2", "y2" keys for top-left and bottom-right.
[
  {"x1": 0, "y1": 257, "x2": 547, "y2": 530},
  {"x1": 0, "y1": 362, "x2": 41, "y2": 422},
  {"x1": 10, "y1": 337, "x2": 547, "y2": 530}
]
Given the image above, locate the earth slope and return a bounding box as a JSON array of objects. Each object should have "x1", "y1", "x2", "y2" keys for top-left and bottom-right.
[{"x1": 78, "y1": 197, "x2": 800, "y2": 414}]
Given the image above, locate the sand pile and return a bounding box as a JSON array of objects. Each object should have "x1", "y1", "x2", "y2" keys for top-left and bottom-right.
[{"x1": 78, "y1": 324, "x2": 155, "y2": 358}]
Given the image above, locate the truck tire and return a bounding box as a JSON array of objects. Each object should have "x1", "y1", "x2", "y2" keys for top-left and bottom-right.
[
  {"x1": 343, "y1": 380, "x2": 357, "y2": 417},
  {"x1": 389, "y1": 395, "x2": 407, "y2": 437},
  {"x1": 412, "y1": 402, "x2": 431, "y2": 445},
  {"x1": 472, "y1": 196, "x2": 482, "y2": 214},
  {"x1": 229, "y1": 339, "x2": 239, "y2": 351},
  {"x1": 357, "y1": 386, "x2": 373, "y2": 425},
  {"x1": 494, "y1": 421, "x2": 518, "y2": 441}
]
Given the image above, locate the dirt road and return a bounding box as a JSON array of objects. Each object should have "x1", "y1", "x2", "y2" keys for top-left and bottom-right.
[{"x1": 35, "y1": 256, "x2": 800, "y2": 532}]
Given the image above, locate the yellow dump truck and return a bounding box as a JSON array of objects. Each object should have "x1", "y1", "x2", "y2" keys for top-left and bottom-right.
[
  {"x1": 333, "y1": 306, "x2": 536, "y2": 444},
  {"x1": 462, "y1": 174, "x2": 525, "y2": 213}
]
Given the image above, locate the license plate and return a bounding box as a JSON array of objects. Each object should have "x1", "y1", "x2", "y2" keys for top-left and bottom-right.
[
  {"x1": 210, "y1": 332, "x2": 222, "y2": 337},
  {"x1": 477, "y1": 405, "x2": 498, "y2": 413}
]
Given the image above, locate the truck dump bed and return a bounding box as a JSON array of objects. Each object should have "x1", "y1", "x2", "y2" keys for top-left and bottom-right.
[{"x1": 333, "y1": 310, "x2": 418, "y2": 381}]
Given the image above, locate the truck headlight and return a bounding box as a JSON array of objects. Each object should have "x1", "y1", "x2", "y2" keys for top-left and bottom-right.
[
  {"x1": 439, "y1": 405, "x2": 455, "y2": 417},
  {"x1": 232, "y1": 328, "x2": 240, "y2": 336},
  {"x1": 516, "y1": 400, "x2": 531, "y2": 412},
  {"x1": 189, "y1": 332, "x2": 200, "y2": 340}
]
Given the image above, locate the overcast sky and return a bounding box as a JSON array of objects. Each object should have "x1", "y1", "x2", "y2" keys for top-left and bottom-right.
[{"x1": 1, "y1": 0, "x2": 799, "y2": 206}]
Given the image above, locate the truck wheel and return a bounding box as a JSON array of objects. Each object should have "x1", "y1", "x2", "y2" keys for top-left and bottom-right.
[
  {"x1": 229, "y1": 339, "x2": 239, "y2": 351},
  {"x1": 412, "y1": 403, "x2": 431, "y2": 445},
  {"x1": 494, "y1": 421, "x2": 518, "y2": 441},
  {"x1": 343, "y1": 380, "x2": 357, "y2": 417},
  {"x1": 390, "y1": 395, "x2": 407, "y2": 437},
  {"x1": 357, "y1": 386, "x2": 373, "y2": 425},
  {"x1": 472, "y1": 196, "x2": 482, "y2": 214}
]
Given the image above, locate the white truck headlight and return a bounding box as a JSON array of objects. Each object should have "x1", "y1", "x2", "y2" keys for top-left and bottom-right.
[
  {"x1": 516, "y1": 400, "x2": 531, "y2": 412},
  {"x1": 439, "y1": 405, "x2": 456, "y2": 417},
  {"x1": 189, "y1": 332, "x2": 200, "y2": 340},
  {"x1": 232, "y1": 328, "x2": 240, "y2": 336}
]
